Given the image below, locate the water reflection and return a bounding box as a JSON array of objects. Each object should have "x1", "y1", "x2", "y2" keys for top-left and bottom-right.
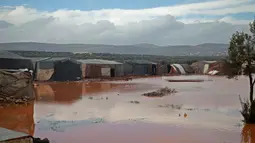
[
  {"x1": 1, "y1": 76, "x2": 252, "y2": 143},
  {"x1": 35, "y1": 82, "x2": 82, "y2": 103},
  {"x1": 0, "y1": 103, "x2": 35, "y2": 136},
  {"x1": 241, "y1": 124, "x2": 255, "y2": 143},
  {"x1": 35, "y1": 82, "x2": 138, "y2": 103}
]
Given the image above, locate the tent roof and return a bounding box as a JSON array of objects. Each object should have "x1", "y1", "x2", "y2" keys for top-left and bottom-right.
[
  {"x1": 0, "y1": 127, "x2": 31, "y2": 141},
  {"x1": 30, "y1": 57, "x2": 71, "y2": 63},
  {"x1": 25, "y1": 57, "x2": 50, "y2": 62},
  {"x1": 77, "y1": 59, "x2": 122, "y2": 65}
]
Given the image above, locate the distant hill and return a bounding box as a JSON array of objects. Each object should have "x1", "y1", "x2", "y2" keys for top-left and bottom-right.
[{"x1": 0, "y1": 42, "x2": 228, "y2": 56}]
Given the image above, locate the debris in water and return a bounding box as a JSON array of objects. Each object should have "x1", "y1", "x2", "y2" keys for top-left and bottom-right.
[
  {"x1": 158, "y1": 104, "x2": 182, "y2": 109},
  {"x1": 129, "y1": 101, "x2": 140, "y2": 104},
  {"x1": 183, "y1": 107, "x2": 210, "y2": 111},
  {"x1": 185, "y1": 108, "x2": 195, "y2": 111},
  {"x1": 92, "y1": 118, "x2": 104, "y2": 123},
  {"x1": 142, "y1": 87, "x2": 177, "y2": 97},
  {"x1": 88, "y1": 96, "x2": 108, "y2": 100}
]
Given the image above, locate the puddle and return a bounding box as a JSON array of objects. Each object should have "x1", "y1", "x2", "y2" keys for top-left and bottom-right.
[{"x1": 0, "y1": 76, "x2": 255, "y2": 143}]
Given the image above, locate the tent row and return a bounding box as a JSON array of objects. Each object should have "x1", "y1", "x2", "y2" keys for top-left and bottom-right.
[
  {"x1": 0, "y1": 51, "x2": 227, "y2": 82},
  {"x1": 34, "y1": 59, "x2": 226, "y2": 81},
  {"x1": 33, "y1": 58, "x2": 170, "y2": 81},
  {"x1": 33, "y1": 58, "x2": 124, "y2": 81}
]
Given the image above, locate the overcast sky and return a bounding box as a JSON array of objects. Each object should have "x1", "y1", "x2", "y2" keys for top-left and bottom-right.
[{"x1": 0, "y1": 0, "x2": 254, "y2": 45}]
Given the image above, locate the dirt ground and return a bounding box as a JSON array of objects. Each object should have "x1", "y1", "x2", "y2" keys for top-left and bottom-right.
[{"x1": 0, "y1": 75, "x2": 254, "y2": 143}]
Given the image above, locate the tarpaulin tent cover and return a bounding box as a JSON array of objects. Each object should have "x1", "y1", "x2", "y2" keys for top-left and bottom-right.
[{"x1": 0, "y1": 127, "x2": 32, "y2": 142}]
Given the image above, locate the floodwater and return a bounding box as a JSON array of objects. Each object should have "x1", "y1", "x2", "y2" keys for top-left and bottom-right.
[{"x1": 1, "y1": 75, "x2": 255, "y2": 143}]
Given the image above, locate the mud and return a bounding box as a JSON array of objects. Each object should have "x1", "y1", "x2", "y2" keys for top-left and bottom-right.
[
  {"x1": 142, "y1": 87, "x2": 177, "y2": 97},
  {"x1": 1, "y1": 75, "x2": 255, "y2": 143}
]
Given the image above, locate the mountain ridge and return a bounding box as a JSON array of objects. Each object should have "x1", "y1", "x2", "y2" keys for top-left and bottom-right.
[{"x1": 0, "y1": 42, "x2": 228, "y2": 56}]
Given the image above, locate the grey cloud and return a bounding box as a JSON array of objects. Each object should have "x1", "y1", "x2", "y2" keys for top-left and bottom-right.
[{"x1": 0, "y1": 15, "x2": 250, "y2": 45}]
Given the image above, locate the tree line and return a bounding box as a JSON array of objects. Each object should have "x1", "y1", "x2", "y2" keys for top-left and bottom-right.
[{"x1": 12, "y1": 50, "x2": 225, "y2": 65}]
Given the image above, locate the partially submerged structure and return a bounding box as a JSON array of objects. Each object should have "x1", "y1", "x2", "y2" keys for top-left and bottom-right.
[
  {"x1": 77, "y1": 59, "x2": 123, "y2": 79},
  {"x1": 191, "y1": 61, "x2": 225, "y2": 75},
  {"x1": 190, "y1": 61, "x2": 214, "y2": 74},
  {"x1": 34, "y1": 58, "x2": 123, "y2": 81},
  {"x1": 52, "y1": 59, "x2": 82, "y2": 81},
  {"x1": 207, "y1": 61, "x2": 226, "y2": 75},
  {"x1": 33, "y1": 57, "x2": 66, "y2": 81},
  {"x1": 0, "y1": 51, "x2": 33, "y2": 70},
  {"x1": 29, "y1": 57, "x2": 52, "y2": 81},
  {"x1": 34, "y1": 57, "x2": 82, "y2": 81},
  {"x1": 169, "y1": 64, "x2": 194, "y2": 75},
  {"x1": 123, "y1": 60, "x2": 157, "y2": 76},
  {"x1": 156, "y1": 63, "x2": 170, "y2": 75}
]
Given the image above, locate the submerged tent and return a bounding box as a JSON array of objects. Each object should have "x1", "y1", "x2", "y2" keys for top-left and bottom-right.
[
  {"x1": 33, "y1": 57, "x2": 82, "y2": 81},
  {"x1": 156, "y1": 63, "x2": 169, "y2": 75},
  {"x1": 33, "y1": 57, "x2": 68, "y2": 81},
  {"x1": 207, "y1": 61, "x2": 226, "y2": 75},
  {"x1": 191, "y1": 61, "x2": 217, "y2": 74},
  {"x1": 191, "y1": 61, "x2": 225, "y2": 75},
  {"x1": 208, "y1": 70, "x2": 219, "y2": 75},
  {"x1": 77, "y1": 59, "x2": 123, "y2": 78},
  {"x1": 123, "y1": 60, "x2": 157, "y2": 76},
  {"x1": 169, "y1": 64, "x2": 194, "y2": 75},
  {"x1": 52, "y1": 59, "x2": 82, "y2": 81}
]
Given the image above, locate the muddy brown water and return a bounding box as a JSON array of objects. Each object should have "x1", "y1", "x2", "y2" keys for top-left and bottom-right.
[{"x1": 0, "y1": 75, "x2": 255, "y2": 143}]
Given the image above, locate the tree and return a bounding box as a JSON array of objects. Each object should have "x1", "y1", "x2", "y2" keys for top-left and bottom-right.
[{"x1": 226, "y1": 19, "x2": 255, "y2": 123}]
